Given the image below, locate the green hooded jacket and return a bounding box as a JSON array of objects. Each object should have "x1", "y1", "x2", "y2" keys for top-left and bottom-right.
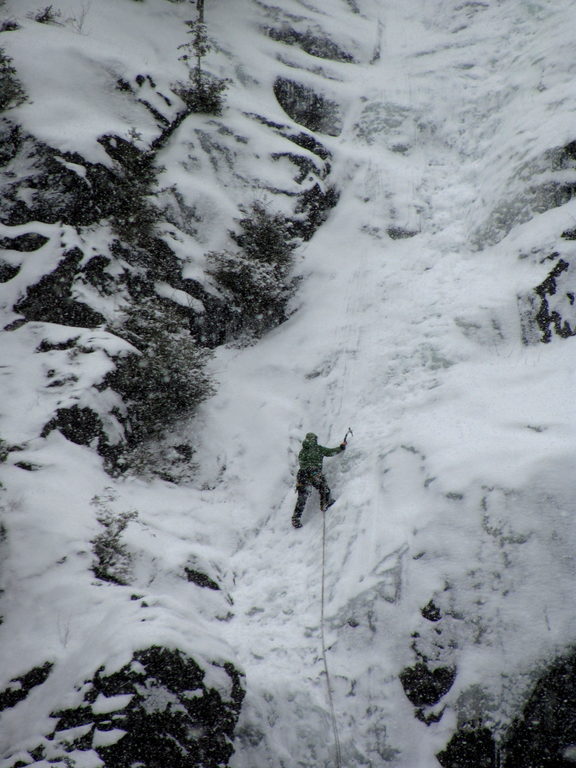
[{"x1": 298, "y1": 433, "x2": 343, "y2": 472}]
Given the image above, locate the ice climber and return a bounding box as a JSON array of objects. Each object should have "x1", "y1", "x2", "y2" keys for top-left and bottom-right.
[{"x1": 292, "y1": 432, "x2": 346, "y2": 528}]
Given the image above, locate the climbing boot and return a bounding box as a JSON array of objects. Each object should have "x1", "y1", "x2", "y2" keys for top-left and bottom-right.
[
  {"x1": 292, "y1": 513, "x2": 303, "y2": 529},
  {"x1": 321, "y1": 498, "x2": 336, "y2": 512}
]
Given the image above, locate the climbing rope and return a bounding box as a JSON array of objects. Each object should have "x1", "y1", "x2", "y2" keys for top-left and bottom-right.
[{"x1": 320, "y1": 508, "x2": 343, "y2": 768}]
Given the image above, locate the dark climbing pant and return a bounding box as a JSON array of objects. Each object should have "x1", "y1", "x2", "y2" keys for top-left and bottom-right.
[{"x1": 293, "y1": 468, "x2": 333, "y2": 522}]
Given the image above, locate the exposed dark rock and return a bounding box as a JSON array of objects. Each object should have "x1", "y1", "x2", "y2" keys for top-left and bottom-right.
[
  {"x1": 274, "y1": 77, "x2": 342, "y2": 136},
  {"x1": 46, "y1": 375, "x2": 79, "y2": 388},
  {"x1": 109, "y1": 237, "x2": 181, "y2": 283},
  {"x1": 437, "y1": 727, "x2": 497, "y2": 768},
  {"x1": 416, "y1": 707, "x2": 446, "y2": 725},
  {"x1": 286, "y1": 129, "x2": 331, "y2": 159},
  {"x1": 0, "y1": 260, "x2": 18, "y2": 282},
  {"x1": 272, "y1": 151, "x2": 321, "y2": 183},
  {"x1": 41, "y1": 405, "x2": 102, "y2": 446},
  {"x1": 421, "y1": 600, "x2": 442, "y2": 622},
  {"x1": 116, "y1": 77, "x2": 133, "y2": 93},
  {"x1": 14, "y1": 461, "x2": 42, "y2": 471},
  {"x1": 534, "y1": 256, "x2": 576, "y2": 342},
  {"x1": 80, "y1": 255, "x2": 115, "y2": 294},
  {"x1": 97, "y1": 134, "x2": 155, "y2": 183},
  {"x1": 387, "y1": 226, "x2": 418, "y2": 240},
  {"x1": 1, "y1": 138, "x2": 104, "y2": 227},
  {"x1": 3, "y1": 317, "x2": 26, "y2": 331},
  {"x1": 266, "y1": 25, "x2": 355, "y2": 62},
  {"x1": 400, "y1": 662, "x2": 456, "y2": 707},
  {"x1": 0, "y1": 233, "x2": 48, "y2": 251},
  {"x1": 185, "y1": 568, "x2": 220, "y2": 590},
  {"x1": 45, "y1": 646, "x2": 245, "y2": 768},
  {"x1": 556, "y1": 139, "x2": 576, "y2": 166},
  {"x1": 245, "y1": 112, "x2": 286, "y2": 131},
  {"x1": 245, "y1": 113, "x2": 332, "y2": 158},
  {"x1": 14, "y1": 247, "x2": 105, "y2": 328},
  {"x1": 502, "y1": 648, "x2": 576, "y2": 767},
  {"x1": 0, "y1": 662, "x2": 53, "y2": 712},
  {"x1": 536, "y1": 254, "x2": 567, "y2": 295},
  {"x1": 0, "y1": 20, "x2": 21, "y2": 32},
  {"x1": 0, "y1": 129, "x2": 155, "y2": 231},
  {"x1": 150, "y1": 104, "x2": 195, "y2": 150},
  {"x1": 174, "y1": 443, "x2": 194, "y2": 461},
  {"x1": 41, "y1": 406, "x2": 115, "y2": 462},
  {"x1": 36, "y1": 336, "x2": 80, "y2": 353}
]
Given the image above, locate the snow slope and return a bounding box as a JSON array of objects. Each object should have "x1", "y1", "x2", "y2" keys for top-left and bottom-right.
[
  {"x1": 2, "y1": 0, "x2": 576, "y2": 766},
  {"x1": 195, "y1": 1, "x2": 576, "y2": 765}
]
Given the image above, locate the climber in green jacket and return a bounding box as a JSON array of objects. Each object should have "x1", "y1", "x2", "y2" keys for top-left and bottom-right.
[{"x1": 292, "y1": 432, "x2": 346, "y2": 528}]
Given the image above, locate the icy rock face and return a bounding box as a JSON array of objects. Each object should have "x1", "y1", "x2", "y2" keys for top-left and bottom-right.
[
  {"x1": 4, "y1": 647, "x2": 244, "y2": 768},
  {"x1": 472, "y1": 140, "x2": 576, "y2": 249}
]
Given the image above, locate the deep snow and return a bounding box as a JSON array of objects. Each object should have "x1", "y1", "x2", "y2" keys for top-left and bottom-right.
[{"x1": 2, "y1": 0, "x2": 576, "y2": 766}]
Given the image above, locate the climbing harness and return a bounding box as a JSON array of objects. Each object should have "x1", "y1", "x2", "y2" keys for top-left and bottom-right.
[{"x1": 320, "y1": 506, "x2": 343, "y2": 768}]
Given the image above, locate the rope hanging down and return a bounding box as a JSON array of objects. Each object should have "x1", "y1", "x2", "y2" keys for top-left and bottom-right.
[{"x1": 321, "y1": 508, "x2": 343, "y2": 768}]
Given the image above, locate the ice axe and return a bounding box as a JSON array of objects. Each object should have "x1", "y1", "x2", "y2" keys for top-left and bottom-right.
[{"x1": 341, "y1": 427, "x2": 353, "y2": 446}]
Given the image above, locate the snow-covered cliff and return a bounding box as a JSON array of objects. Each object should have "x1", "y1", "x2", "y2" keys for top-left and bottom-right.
[{"x1": 2, "y1": 1, "x2": 576, "y2": 767}]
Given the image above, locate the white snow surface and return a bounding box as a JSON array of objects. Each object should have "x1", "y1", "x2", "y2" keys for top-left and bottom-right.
[{"x1": 2, "y1": 0, "x2": 576, "y2": 766}]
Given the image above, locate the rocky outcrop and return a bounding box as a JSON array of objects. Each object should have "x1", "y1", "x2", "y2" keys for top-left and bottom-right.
[
  {"x1": 502, "y1": 648, "x2": 576, "y2": 767},
  {"x1": 437, "y1": 647, "x2": 576, "y2": 766},
  {"x1": 41, "y1": 405, "x2": 113, "y2": 459},
  {"x1": 0, "y1": 122, "x2": 139, "y2": 229},
  {"x1": 400, "y1": 662, "x2": 456, "y2": 712},
  {"x1": 473, "y1": 139, "x2": 576, "y2": 248},
  {"x1": 0, "y1": 232, "x2": 48, "y2": 251},
  {"x1": 533, "y1": 254, "x2": 576, "y2": 342},
  {"x1": 15, "y1": 248, "x2": 105, "y2": 328},
  {"x1": 0, "y1": 662, "x2": 53, "y2": 714},
  {"x1": 266, "y1": 24, "x2": 355, "y2": 63},
  {"x1": 273, "y1": 78, "x2": 342, "y2": 136},
  {"x1": 437, "y1": 727, "x2": 497, "y2": 768},
  {"x1": 5, "y1": 647, "x2": 244, "y2": 768},
  {"x1": 400, "y1": 597, "x2": 458, "y2": 724}
]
